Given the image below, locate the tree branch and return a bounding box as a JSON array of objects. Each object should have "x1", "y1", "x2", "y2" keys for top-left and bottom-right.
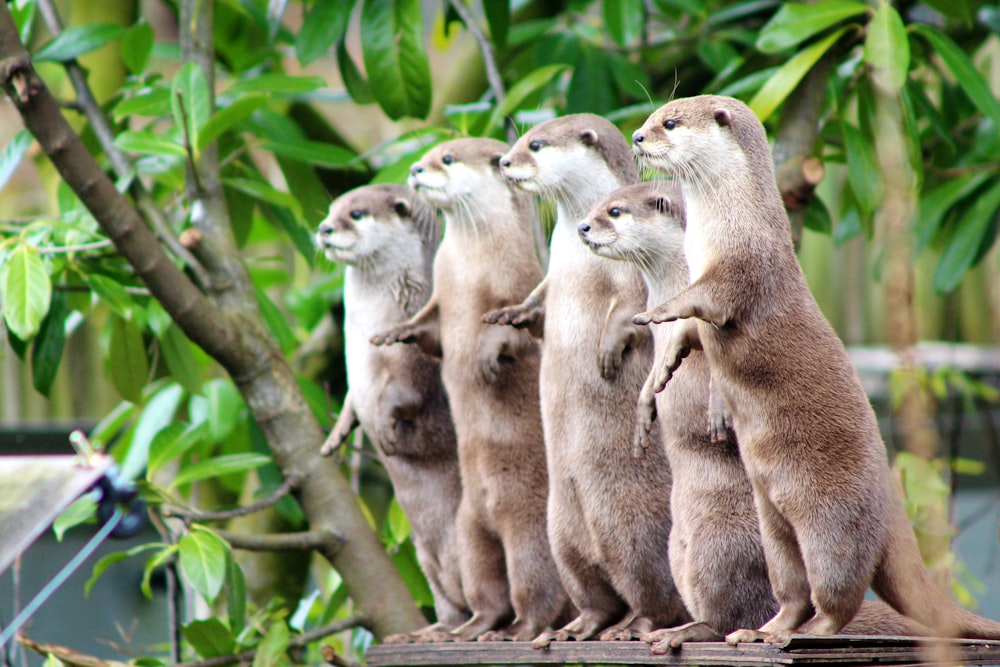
[
  {"x1": 165, "y1": 474, "x2": 300, "y2": 522},
  {"x1": 215, "y1": 528, "x2": 346, "y2": 558}
]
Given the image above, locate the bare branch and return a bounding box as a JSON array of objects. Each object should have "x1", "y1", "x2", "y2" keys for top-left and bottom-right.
[
  {"x1": 38, "y1": 240, "x2": 114, "y2": 254},
  {"x1": 214, "y1": 528, "x2": 346, "y2": 559},
  {"x1": 165, "y1": 475, "x2": 301, "y2": 522}
]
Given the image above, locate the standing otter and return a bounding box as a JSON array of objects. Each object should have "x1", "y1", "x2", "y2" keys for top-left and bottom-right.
[
  {"x1": 315, "y1": 184, "x2": 467, "y2": 641},
  {"x1": 372, "y1": 138, "x2": 570, "y2": 642},
  {"x1": 579, "y1": 181, "x2": 932, "y2": 650},
  {"x1": 483, "y1": 114, "x2": 688, "y2": 647},
  {"x1": 630, "y1": 94, "x2": 1000, "y2": 643}
]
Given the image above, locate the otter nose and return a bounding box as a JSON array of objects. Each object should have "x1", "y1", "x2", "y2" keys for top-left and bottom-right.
[
  {"x1": 632, "y1": 130, "x2": 644, "y2": 145},
  {"x1": 499, "y1": 157, "x2": 511, "y2": 168},
  {"x1": 577, "y1": 221, "x2": 591, "y2": 235},
  {"x1": 318, "y1": 221, "x2": 334, "y2": 236},
  {"x1": 409, "y1": 164, "x2": 423, "y2": 176}
]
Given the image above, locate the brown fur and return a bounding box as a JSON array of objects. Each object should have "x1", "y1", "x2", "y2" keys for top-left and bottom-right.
[
  {"x1": 631, "y1": 95, "x2": 1000, "y2": 643},
  {"x1": 316, "y1": 185, "x2": 467, "y2": 641},
  {"x1": 484, "y1": 115, "x2": 688, "y2": 647},
  {"x1": 372, "y1": 139, "x2": 570, "y2": 641},
  {"x1": 580, "y1": 182, "x2": 931, "y2": 650}
]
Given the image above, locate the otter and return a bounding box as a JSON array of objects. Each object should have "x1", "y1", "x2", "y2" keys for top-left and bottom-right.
[
  {"x1": 371, "y1": 138, "x2": 570, "y2": 642},
  {"x1": 630, "y1": 94, "x2": 1000, "y2": 643},
  {"x1": 483, "y1": 114, "x2": 689, "y2": 647},
  {"x1": 579, "y1": 181, "x2": 932, "y2": 650},
  {"x1": 315, "y1": 184, "x2": 467, "y2": 641}
]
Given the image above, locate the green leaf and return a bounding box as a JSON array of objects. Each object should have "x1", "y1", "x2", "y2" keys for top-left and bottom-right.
[
  {"x1": 34, "y1": 22, "x2": 125, "y2": 62},
  {"x1": 390, "y1": 540, "x2": 433, "y2": 607},
  {"x1": 260, "y1": 139, "x2": 358, "y2": 169},
  {"x1": 121, "y1": 20, "x2": 153, "y2": 74},
  {"x1": 921, "y1": 0, "x2": 972, "y2": 24},
  {"x1": 178, "y1": 529, "x2": 230, "y2": 602},
  {"x1": 226, "y1": 74, "x2": 326, "y2": 97},
  {"x1": 386, "y1": 496, "x2": 411, "y2": 546},
  {"x1": 12, "y1": 0, "x2": 35, "y2": 45},
  {"x1": 252, "y1": 623, "x2": 290, "y2": 667},
  {"x1": 4, "y1": 245, "x2": 51, "y2": 340},
  {"x1": 0, "y1": 129, "x2": 32, "y2": 193},
  {"x1": 749, "y1": 26, "x2": 849, "y2": 122},
  {"x1": 189, "y1": 378, "x2": 243, "y2": 443},
  {"x1": 804, "y1": 195, "x2": 833, "y2": 235},
  {"x1": 487, "y1": 64, "x2": 568, "y2": 131},
  {"x1": 31, "y1": 289, "x2": 67, "y2": 396},
  {"x1": 483, "y1": 0, "x2": 509, "y2": 51},
  {"x1": 603, "y1": 0, "x2": 643, "y2": 47},
  {"x1": 863, "y1": 1, "x2": 909, "y2": 92},
  {"x1": 53, "y1": 496, "x2": 96, "y2": 541},
  {"x1": 222, "y1": 177, "x2": 301, "y2": 213},
  {"x1": 756, "y1": 0, "x2": 867, "y2": 53},
  {"x1": 87, "y1": 273, "x2": 135, "y2": 319},
  {"x1": 89, "y1": 401, "x2": 135, "y2": 450},
  {"x1": 226, "y1": 556, "x2": 247, "y2": 633},
  {"x1": 197, "y1": 94, "x2": 269, "y2": 150},
  {"x1": 113, "y1": 86, "x2": 172, "y2": 121},
  {"x1": 108, "y1": 314, "x2": 148, "y2": 403},
  {"x1": 361, "y1": 0, "x2": 432, "y2": 120},
  {"x1": 932, "y1": 178, "x2": 1000, "y2": 294},
  {"x1": 170, "y1": 453, "x2": 271, "y2": 489},
  {"x1": 841, "y1": 121, "x2": 881, "y2": 217},
  {"x1": 911, "y1": 24, "x2": 1000, "y2": 130},
  {"x1": 141, "y1": 544, "x2": 178, "y2": 599},
  {"x1": 259, "y1": 203, "x2": 316, "y2": 263},
  {"x1": 147, "y1": 422, "x2": 208, "y2": 476},
  {"x1": 336, "y1": 38, "x2": 375, "y2": 104},
  {"x1": 296, "y1": 0, "x2": 355, "y2": 65},
  {"x1": 255, "y1": 287, "x2": 296, "y2": 355},
  {"x1": 172, "y1": 63, "x2": 212, "y2": 153},
  {"x1": 913, "y1": 172, "x2": 992, "y2": 253},
  {"x1": 114, "y1": 130, "x2": 187, "y2": 158},
  {"x1": 182, "y1": 618, "x2": 235, "y2": 659},
  {"x1": 86, "y1": 543, "x2": 163, "y2": 595},
  {"x1": 158, "y1": 324, "x2": 202, "y2": 395}
]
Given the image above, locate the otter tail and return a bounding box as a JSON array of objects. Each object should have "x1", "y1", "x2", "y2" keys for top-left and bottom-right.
[{"x1": 873, "y1": 500, "x2": 1000, "y2": 639}]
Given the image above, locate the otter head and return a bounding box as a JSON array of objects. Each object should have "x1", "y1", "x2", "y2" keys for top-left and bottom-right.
[
  {"x1": 631, "y1": 95, "x2": 768, "y2": 183},
  {"x1": 316, "y1": 184, "x2": 435, "y2": 267},
  {"x1": 407, "y1": 137, "x2": 513, "y2": 214},
  {"x1": 499, "y1": 114, "x2": 637, "y2": 197},
  {"x1": 577, "y1": 181, "x2": 686, "y2": 268}
]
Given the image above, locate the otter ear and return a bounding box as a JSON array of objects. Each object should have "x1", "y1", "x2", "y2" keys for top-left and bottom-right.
[
  {"x1": 649, "y1": 195, "x2": 671, "y2": 215},
  {"x1": 580, "y1": 129, "x2": 599, "y2": 146},
  {"x1": 714, "y1": 108, "x2": 732, "y2": 127},
  {"x1": 393, "y1": 198, "x2": 411, "y2": 218}
]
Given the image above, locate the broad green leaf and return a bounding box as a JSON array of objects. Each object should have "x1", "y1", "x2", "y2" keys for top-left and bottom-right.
[
  {"x1": 87, "y1": 273, "x2": 135, "y2": 319},
  {"x1": 141, "y1": 544, "x2": 178, "y2": 599},
  {"x1": 226, "y1": 556, "x2": 247, "y2": 633},
  {"x1": 114, "y1": 130, "x2": 186, "y2": 158},
  {"x1": 603, "y1": 0, "x2": 644, "y2": 47},
  {"x1": 108, "y1": 314, "x2": 148, "y2": 403},
  {"x1": 222, "y1": 177, "x2": 301, "y2": 213},
  {"x1": 361, "y1": 0, "x2": 432, "y2": 120},
  {"x1": 31, "y1": 289, "x2": 67, "y2": 396},
  {"x1": 189, "y1": 378, "x2": 243, "y2": 443},
  {"x1": 913, "y1": 172, "x2": 991, "y2": 253},
  {"x1": 4, "y1": 245, "x2": 51, "y2": 340},
  {"x1": 226, "y1": 74, "x2": 325, "y2": 97},
  {"x1": 336, "y1": 38, "x2": 375, "y2": 104},
  {"x1": 170, "y1": 453, "x2": 271, "y2": 489},
  {"x1": 911, "y1": 24, "x2": 1000, "y2": 130},
  {"x1": 841, "y1": 122, "x2": 881, "y2": 217},
  {"x1": 259, "y1": 139, "x2": 358, "y2": 169},
  {"x1": 197, "y1": 94, "x2": 269, "y2": 150},
  {"x1": 178, "y1": 529, "x2": 229, "y2": 602},
  {"x1": 121, "y1": 383, "x2": 184, "y2": 481},
  {"x1": 121, "y1": 20, "x2": 153, "y2": 74},
  {"x1": 483, "y1": 0, "x2": 509, "y2": 52},
  {"x1": 113, "y1": 86, "x2": 172, "y2": 120},
  {"x1": 756, "y1": 0, "x2": 867, "y2": 53},
  {"x1": 172, "y1": 63, "x2": 212, "y2": 153},
  {"x1": 0, "y1": 130, "x2": 32, "y2": 193},
  {"x1": 182, "y1": 618, "x2": 235, "y2": 659},
  {"x1": 147, "y1": 422, "x2": 208, "y2": 476},
  {"x1": 386, "y1": 496, "x2": 411, "y2": 546},
  {"x1": 52, "y1": 496, "x2": 95, "y2": 541},
  {"x1": 296, "y1": 0, "x2": 355, "y2": 65},
  {"x1": 34, "y1": 23, "x2": 125, "y2": 62},
  {"x1": 255, "y1": 287, "x2": 296, "y2": 355},
  {"x1": 390, "y1": 540, "x2": 434, "y2": 607},
  {"x1": 804, "y1": 195, "x2": 832, "y2": 235},
  {"x1": 863, "y1": 1, "x2": 908, "y2": 93},
  {"x1": 158, "y1": 324, "x2": 202, "y2": 395},
  {"x1": 259, "y1": 203, "x2": 316, "y2": 263},
  {"x1": 749, "y1": 27, "x2": 849, "y2": 122},
  {"x1": 932, "y1": 178, "x2": 1000, "y2": 294},
  {"x1": 252, "y1": 623, "x2": 290, "y2": 667},
  {"x1": 89, "y1": 401, "x2": 135, "y2": 450},
  {"x1": 487, "y1": 64, "x2": 569, "y2": 131},
  {"x1": 567, "y1": 46, "x2": 614, "y2": 115},
  {"x1": 12, "y1": 0, "x2": 35, "y2": 44},
  {"x1": 86, "y1": 543, "x2": 163, "y2": 595},
  {"x1": 921, "y1": 0, "x2": 972, "y2": 24}
]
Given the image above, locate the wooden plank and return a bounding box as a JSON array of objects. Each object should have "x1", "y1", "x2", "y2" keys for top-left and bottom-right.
[{"x1": 365, "y1": 636, "x2": 1000, "y2": 667}]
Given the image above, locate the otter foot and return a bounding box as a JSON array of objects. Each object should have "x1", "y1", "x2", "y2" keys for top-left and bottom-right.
[
  {"x1": 643, "y1": 622, "x2": 723, "y2": 653},
  {"x1": 725, "y1": 628, "x2": 789, "y2": 645},
  {"x1": 415, "y1": 630, "x2": 458, "y2": 643},
  {"x1": 383, "y1": 632, "x2": 417, "y2": 644}
]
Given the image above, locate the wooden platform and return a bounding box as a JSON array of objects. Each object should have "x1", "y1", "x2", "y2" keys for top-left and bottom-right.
[{"x1": 365, "y1": 635, "x2": 1000, "y2": 666}]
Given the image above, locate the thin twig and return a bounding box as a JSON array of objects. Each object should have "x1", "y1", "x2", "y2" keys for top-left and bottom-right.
[
  {"x1": 164, "y1": 474, "x2": 301, "y2": 522},
  {"x1": 38, "y1": 239, "x2": 114, "y2": 254},
  {"x1": 55, "y1": 284, "x2": 151, "y2": 297},
  {"x1": 34, "y1": 0, "x2": 212, "y2": 290},
  {"x1": 214, "y1": 528, "x2": 346, "y2": 557},
  {"x1": 321, "y1": 645, "x2": 363, "y2": 667}
]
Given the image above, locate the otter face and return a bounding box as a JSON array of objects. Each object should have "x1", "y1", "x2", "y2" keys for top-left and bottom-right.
[
  {"x1": 316, "y1": 186, "x2": 421, "y2": 266},
  {"x1": 408, "y1": 138, "x2": 508, "y2": 211},
  {"x1": 577, "y1": 182, "x2": 686, "y2": 266}
]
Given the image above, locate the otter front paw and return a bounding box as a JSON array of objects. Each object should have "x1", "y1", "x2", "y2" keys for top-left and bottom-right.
[
  {"x1": 370, "y1": 323, "x2": 417, "y2": 347},
  {"x1": 633, "y1": 304, "x2": 681, "y2": 326},
  {"x1": 320, "y1": 421, "x2": 354, "y2": 456},
  {"x1": 633, "y1": 389, "x2": 658, "y2": 458},
  {"x1": 482, "y1": 302, "x2": 542, "y2": 330}
]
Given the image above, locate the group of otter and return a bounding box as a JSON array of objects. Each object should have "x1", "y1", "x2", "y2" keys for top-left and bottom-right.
[{"x1": 315, "y1": 95, "x2": 1000, "y2": 651}]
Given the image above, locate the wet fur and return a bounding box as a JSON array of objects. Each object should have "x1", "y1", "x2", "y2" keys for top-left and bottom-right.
[
  {"x1": 316, "y1": 184, "x2": 467, "y2": 640},
  {"x1": 631, "y1": 95, "x2": 1000, "y2": 643}
]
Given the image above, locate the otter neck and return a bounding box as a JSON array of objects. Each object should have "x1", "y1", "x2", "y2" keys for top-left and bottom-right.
[
  {"x1": 554, "y1": 168, "x2": 628, "y2": 225},
  {"x1": 345, "y1": 248, "x2": 431, "y2": 321},
  {"x1": 638, "y1": 252, "x2": 690, "y2": 310}
]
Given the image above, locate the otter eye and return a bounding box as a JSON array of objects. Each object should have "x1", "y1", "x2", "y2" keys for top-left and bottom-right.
[
  {"x1": 528, "y1": 140, "x2": 543, "y2": 152},
  {"x1": 442, "y1": 154, "x2": 455, "y2": 165},
  {"x1": 663, "y1": 119, "x2": 677, "y2": 130},
  {"x1": 609, "y1": 207, "x2": 622, "y2": 218},
  {"x1": 349, "y1": 209, "x2": 365, "y2": 220}
]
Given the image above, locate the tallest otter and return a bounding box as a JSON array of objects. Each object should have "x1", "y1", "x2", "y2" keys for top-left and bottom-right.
[{"x1": 630, "y1": 95, "x2": 1000, "y2": 642}]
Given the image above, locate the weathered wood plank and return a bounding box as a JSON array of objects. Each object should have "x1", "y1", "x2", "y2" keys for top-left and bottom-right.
[{"x1": 364, "y1": 636, "x2": 1000, "y2": 667}]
